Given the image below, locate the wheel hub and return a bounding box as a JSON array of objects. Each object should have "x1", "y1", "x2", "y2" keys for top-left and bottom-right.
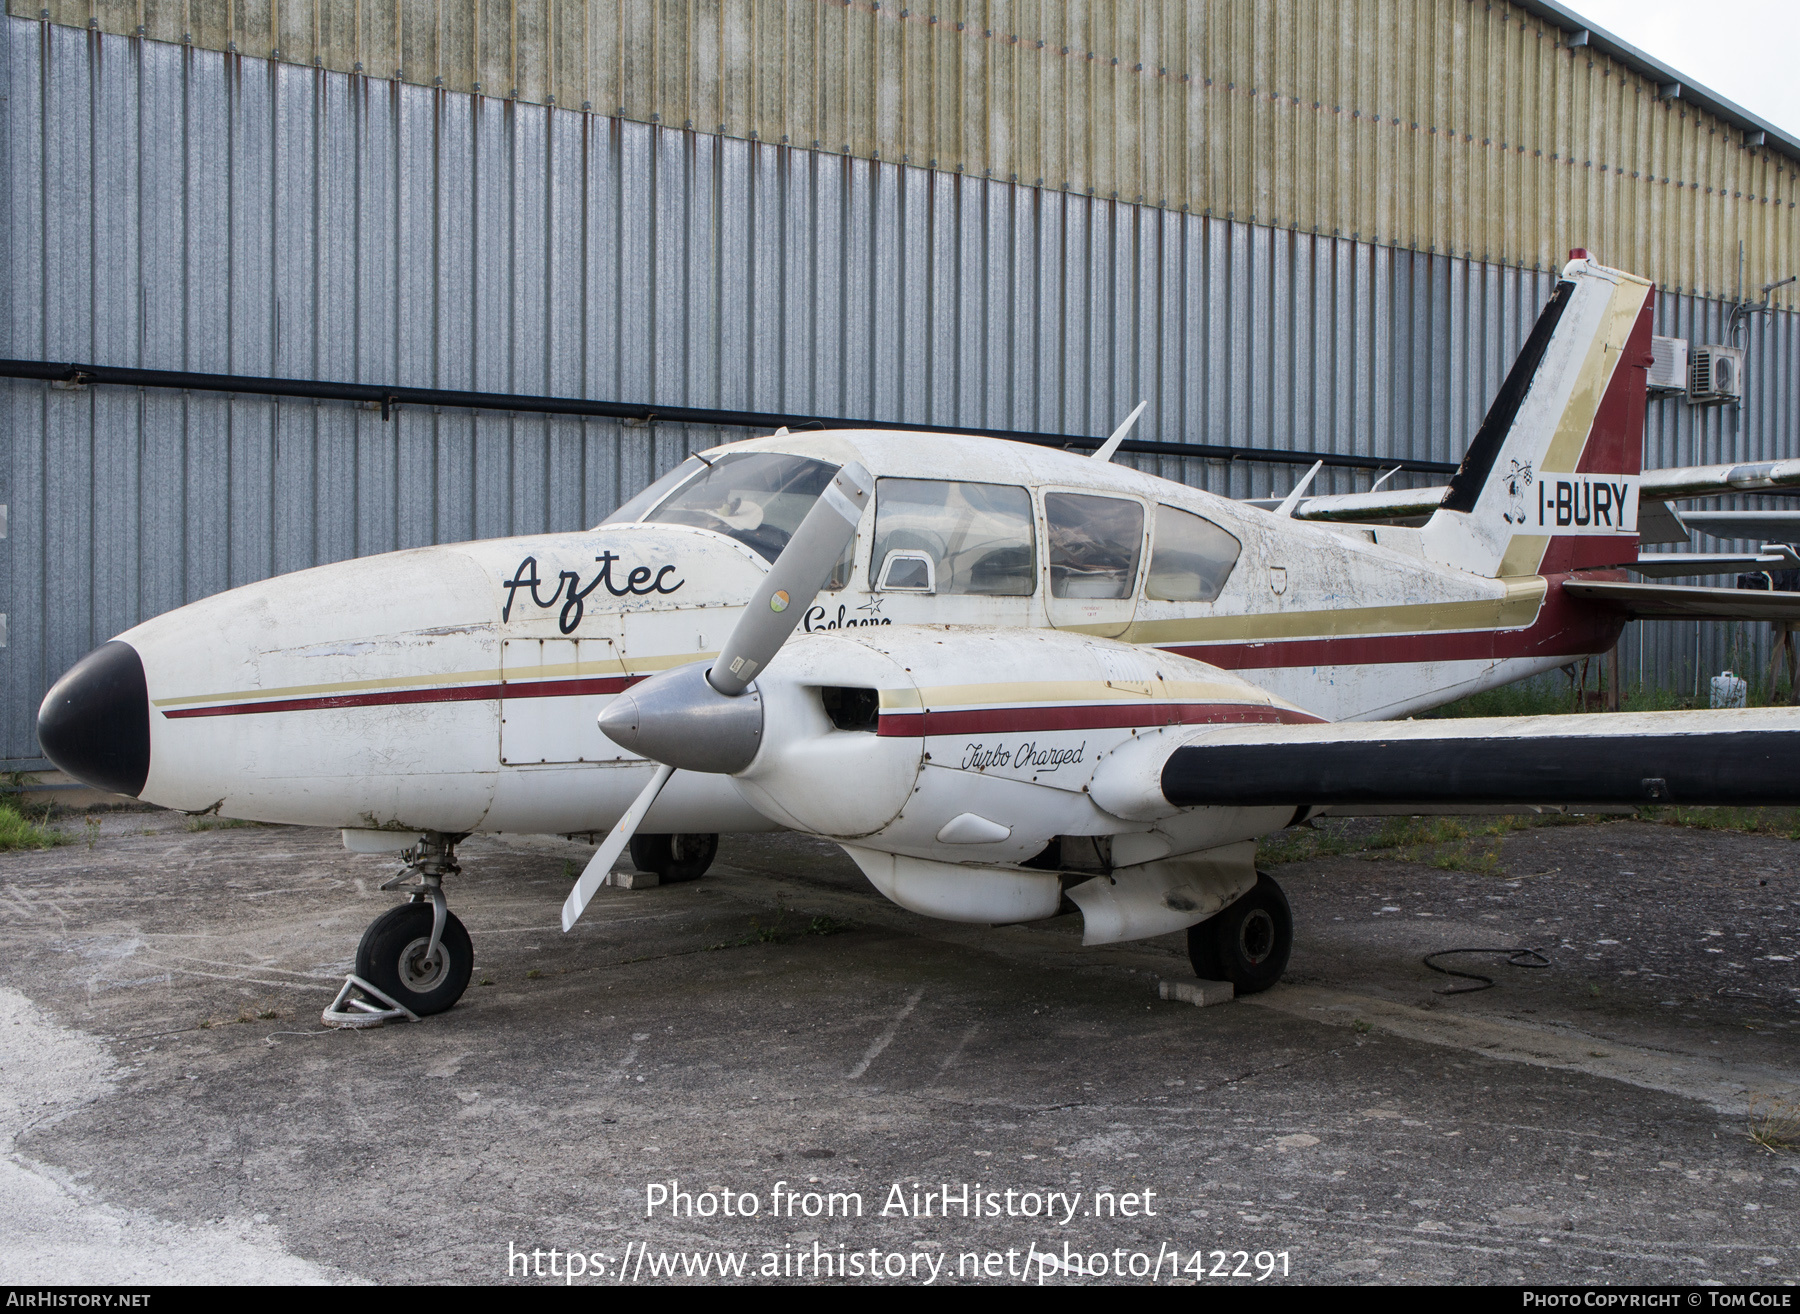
[
  {"x1": 1238, "y1": 908, "x2": 1276, "y2": 965},
  {"x1": 398, "y1": 936, "x2": 450, "y2": 992}
]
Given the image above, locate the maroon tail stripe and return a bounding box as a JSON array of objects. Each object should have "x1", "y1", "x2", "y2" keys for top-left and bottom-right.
[
  {"x1": 878, "y1": 702, "x2": 1324, "y2": 738},
  {"x1": 160, "y1": 674, "x2": 641, "y2": 719}
]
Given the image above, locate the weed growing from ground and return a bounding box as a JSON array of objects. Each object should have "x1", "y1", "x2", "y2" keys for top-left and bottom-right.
[
  {"x1": 1259, "y1": 801, "x2": 1800, "y2": 876},
  {"x1": 0, "y1": 800, "x2": 67, "y2": 852},
  {"x1": 1748, "y1": 1093, "x2": 1800, "y2": 1153},
  {"x1": 711, "y1": 908, "x2": 848, "y2": 950},
  {"x1": 184, "y1": 815, "x2": 251, "y2": 832},
  {"x1": 1639, "y1": 806, "x2": 1800, "y2": 840}
]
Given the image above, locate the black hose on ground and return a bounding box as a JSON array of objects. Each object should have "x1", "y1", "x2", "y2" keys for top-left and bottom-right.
[{"x1": 1423, "y1": 947, "x2": 1551, "y2": 994}]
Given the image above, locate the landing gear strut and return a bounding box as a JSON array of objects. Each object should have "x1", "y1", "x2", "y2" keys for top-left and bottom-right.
[
  {"x1": 628, "y1": 832, "x2": 719, "y2": 883},
  {"x1": 353, "y1": 832, "x2": 474, "y2": 1017},
  {"x1": 1187, "y1": 871, "x2": 1293, "y2": 995}
]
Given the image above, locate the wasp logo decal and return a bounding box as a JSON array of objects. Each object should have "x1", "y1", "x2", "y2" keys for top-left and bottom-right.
[{"x1": 1502, "y1": 459, "x2": 1534, "y2": 526}]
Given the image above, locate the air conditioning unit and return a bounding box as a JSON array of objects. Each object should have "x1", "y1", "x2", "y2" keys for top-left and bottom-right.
[
  {"x1": 1647, "y1": 335, "x2": 1688, "y2": 394},
  {"x1": 1689, "y1": 344, "x2": 1744, "y2": 405}
]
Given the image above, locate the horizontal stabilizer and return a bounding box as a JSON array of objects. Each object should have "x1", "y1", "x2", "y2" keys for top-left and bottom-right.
[
  {"x1": 1267, "y1": 476, "x2": 1800, "y2": 529},
  {"x1": 1629, "y1": 546, "x2": 1800, "y2": 578},
  {"x1": 1641, "y1": 461, "x2": 1800, "y2": 501},
  {"x1": 1159, "y1": 709, "x2": 1800, "y2": 809},
  {"x1": 1563, "y1": 579, "x2": 1800, "y2": 620},
  {"x1": 1681, "y1": 510, "x2": 1800, "y2": 543}
]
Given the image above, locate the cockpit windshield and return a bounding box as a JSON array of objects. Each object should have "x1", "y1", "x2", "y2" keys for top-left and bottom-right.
[{"x1": 604, "y1": 451, "x2": 843, "y2": 566}]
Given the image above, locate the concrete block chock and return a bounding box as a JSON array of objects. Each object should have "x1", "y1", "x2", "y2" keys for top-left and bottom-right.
[{"x1": 1160, "y1": 978, "x2": 1235, "y2": 1008}]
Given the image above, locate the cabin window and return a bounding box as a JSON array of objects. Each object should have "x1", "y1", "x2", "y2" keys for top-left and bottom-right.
[
  {"x1": 628, "y1": 451, "x2": 845, "y2": 569},
  {"x1": 1145, "y1": 505, "x2": 1242, "y2": 602},
  {"x1": 868, "y1": 479, "x2": 1036, "y2": 595},
  {"x1": 1044, "y1": 493, "x2": 1145, "y2": 599}
]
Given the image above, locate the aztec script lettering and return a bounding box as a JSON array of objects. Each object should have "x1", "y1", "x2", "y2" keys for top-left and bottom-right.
[{"x1": 502, "y1": 553, "x2": 685, "y2": 633}]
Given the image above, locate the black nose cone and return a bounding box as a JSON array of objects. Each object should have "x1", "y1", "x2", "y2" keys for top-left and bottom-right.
[{"x1": 37, "y1": 640, "x2": 150, "y2": 798}]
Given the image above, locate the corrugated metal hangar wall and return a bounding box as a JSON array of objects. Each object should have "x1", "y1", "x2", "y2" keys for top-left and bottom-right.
[{"x1": 4, "y1": 2, "x2": 1799, "y2": 766}]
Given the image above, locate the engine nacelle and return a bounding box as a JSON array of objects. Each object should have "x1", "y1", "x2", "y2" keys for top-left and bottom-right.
[{"x1": 727, "y1": 626, "x2": 1314, "y2": 936}]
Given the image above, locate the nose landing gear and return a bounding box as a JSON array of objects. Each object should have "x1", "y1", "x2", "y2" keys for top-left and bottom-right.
[{"x1": 325, "y1": 832, "x2": 474, "y2": 1027}]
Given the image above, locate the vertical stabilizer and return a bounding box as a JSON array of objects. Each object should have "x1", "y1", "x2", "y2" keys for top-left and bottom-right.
[{"x1": 1421, "y1": 253, "x2": 1655, "y2": 578}]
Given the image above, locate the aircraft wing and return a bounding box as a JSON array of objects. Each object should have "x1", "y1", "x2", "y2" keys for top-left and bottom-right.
[
  {"x1": 1090, "y1": 708, "x2": 1800, "y2": 815},
  {"x1": 1562, "y1": 579, "x2": 1800, "y2": 620}
]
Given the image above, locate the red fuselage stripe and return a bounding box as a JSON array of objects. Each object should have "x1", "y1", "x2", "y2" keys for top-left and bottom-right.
[
  {"x1": 160, "y1": 674, "x2": 642, "y2": 719},
  {"x1": 877, "y1": 702, "x2": 1324, "y2": 737}
]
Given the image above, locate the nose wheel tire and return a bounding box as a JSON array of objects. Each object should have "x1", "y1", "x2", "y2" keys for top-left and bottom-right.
[
  {"x1": 1186, "y1": 871, "x2": 1293, "y2": 995},
  {"x1": 629, "y1": 832, "x2": 719, "y2": 883},
  {"x1": 355, "y1": 902, "x2": 473, "y2": 1016}
]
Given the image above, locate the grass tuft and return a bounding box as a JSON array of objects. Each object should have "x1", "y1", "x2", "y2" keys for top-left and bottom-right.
[
  {"x1": 710, "y1": 907, "x2": 848, "y2": 950},
  {"x1": 1639, "y1": 806, "x2": 1800, "y2": 841},
  {"x1": 185, "y1": 815, "x2": 251, "y2": 832},
  {"x1": 1258, "y1": 813, "x2": 1588, "y2": 875},
  {"x1": 0, "y1": 800, "x2": 68, "y2": 852},
  {"x1": 1424, "y1": 678, "x2": 1703, "y2": 719},
  {"x1": 1748, "y1": 1093, "x2": 1800, "y2": 1153}
]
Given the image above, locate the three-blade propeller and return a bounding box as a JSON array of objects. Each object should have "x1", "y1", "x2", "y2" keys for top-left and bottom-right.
[{"x1": 561, "y1": 461, "x2": 874, "y2": 931}]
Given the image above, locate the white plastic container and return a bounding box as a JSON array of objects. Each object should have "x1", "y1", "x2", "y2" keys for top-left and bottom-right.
[{"x1": 1711, "y1": 670, "x2": 1748, "y2": 709}]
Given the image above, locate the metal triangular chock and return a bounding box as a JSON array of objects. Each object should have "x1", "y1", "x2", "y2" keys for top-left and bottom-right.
[{"x1": 321, "y1": 974, "x2": 421, "y2": 1029}]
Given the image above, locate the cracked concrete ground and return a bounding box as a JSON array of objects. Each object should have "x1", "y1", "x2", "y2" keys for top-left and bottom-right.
[{"x1": 0, "y1": 809, "x2": 1797, "y2": 1284}]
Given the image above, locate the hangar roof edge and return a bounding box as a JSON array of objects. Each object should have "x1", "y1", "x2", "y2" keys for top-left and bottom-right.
[{"x1": 1514, "y1": 0, "x2": 1800, "y2": 166}]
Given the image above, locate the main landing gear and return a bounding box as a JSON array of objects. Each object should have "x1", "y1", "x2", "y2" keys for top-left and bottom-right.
[
  {"x1": 1187, "y1": 871, "x2": 1293, "y2": 995},
  {"x1": 628, "y1": 833, "x2": 719, "y2": 883},
  {"x1": 353, "y1": 832, "x2": 473, "y2": 1018}
]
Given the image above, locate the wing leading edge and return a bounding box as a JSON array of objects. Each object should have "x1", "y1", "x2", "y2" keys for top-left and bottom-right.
[{"x1": 1134, "y1": 708, "x2": 1800, "y2": 811}]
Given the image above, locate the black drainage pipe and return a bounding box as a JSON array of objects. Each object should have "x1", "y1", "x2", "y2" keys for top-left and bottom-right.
[{"x1": 0, "y1": 358, "x2": 1462, "y2": 476}]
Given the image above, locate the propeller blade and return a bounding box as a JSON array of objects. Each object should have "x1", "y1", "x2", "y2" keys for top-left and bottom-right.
[
  {"x1": 708, "y1": 461, "x2": 873, "y2": 696},
  {"x1": 561, "y1": 762, "x2": 675, "y2": 932}
]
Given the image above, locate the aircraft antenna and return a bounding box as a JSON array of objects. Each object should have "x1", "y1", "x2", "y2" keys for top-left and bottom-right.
[
  {"x1": 1091, "y1": 400, "x2": 1149, "y2": 462},
  {"x1": 1273, "y1": 460, "x2": 1325, "y2": 517}
]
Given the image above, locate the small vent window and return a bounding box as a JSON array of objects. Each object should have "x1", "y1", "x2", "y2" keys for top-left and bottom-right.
[{"x1": 820, "y1": 686, "x2": 880, "y2": 732}]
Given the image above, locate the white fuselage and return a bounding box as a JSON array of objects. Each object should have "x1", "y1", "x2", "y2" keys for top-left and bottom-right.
[{"x1": 119, "y1": 431, "x2": 1614, "y2": 838}]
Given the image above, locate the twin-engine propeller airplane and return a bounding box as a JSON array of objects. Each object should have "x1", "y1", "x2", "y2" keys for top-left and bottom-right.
[{"x1": 36, "y1": 252, "x2": 1800, "y2": 1018}]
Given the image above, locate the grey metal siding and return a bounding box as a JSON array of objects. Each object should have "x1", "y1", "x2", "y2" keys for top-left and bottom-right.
[{"x1": 4, "y1": 19, "x2": 1797, "y2": 763}]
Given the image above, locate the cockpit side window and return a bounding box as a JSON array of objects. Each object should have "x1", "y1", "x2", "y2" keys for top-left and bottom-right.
[
  {"x1": 628, "y1": 451, "x2": 843, "y2": 568},
  {"x1": 869, "y1": 479, "x2": 1036, "y2": 595},
  {"x1": 1145, "y1": 504, "x2": 1241, "y2": 602},
  {"x1": 1044, "y1": 492, "x2": 1145, "y2": 599},
  {"x1": 599, "y1": 455, "x2": 709, "y2": 528}
]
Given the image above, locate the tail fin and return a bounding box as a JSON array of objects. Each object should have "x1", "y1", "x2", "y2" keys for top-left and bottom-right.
[{"x1": 1421, "y1": 252, "x2": 1656, "y2": 578}]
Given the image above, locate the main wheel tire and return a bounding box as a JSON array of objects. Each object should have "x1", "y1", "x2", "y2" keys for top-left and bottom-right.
[
  {"x1": 1187, "y1": 871, "x2": 1293, "y2": 995},
  {"x1": 628, "y1": 832, "x2": 719, "y2": 883},
  {"x1": 355, "y1": 902, "x2": 473, "y2": 1016}
]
